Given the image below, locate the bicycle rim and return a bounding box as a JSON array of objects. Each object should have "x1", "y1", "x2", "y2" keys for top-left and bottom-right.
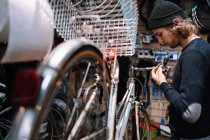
[
  {"x1": 136, "y1": 105, "x2": 151, "y2": 140},
  {"x1": 38, "y1": 47, "x2": 110, "y2": 140},
  {"x1": 125, "y1": 105, "x2": 151, "y2": 140}
]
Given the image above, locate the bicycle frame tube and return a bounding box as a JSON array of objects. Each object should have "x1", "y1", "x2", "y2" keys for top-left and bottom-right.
[
  {"x1": 107, "y1": 81, "x2": 118, "y2": 140},
  {"x1": 116, "y1": 101, "x2": 132, "y2": 140},
  {"x1": 115, "y1": 82, "x2": 135, "y2": 140},
  {"x1": 135, "y1": 101, "x2": 141, "y2": 140},
  {"x1": 107, "y1": 57, "x2": 119, "y2": 140}
]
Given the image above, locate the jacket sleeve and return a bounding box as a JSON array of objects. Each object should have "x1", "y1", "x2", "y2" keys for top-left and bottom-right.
[{"x1": 160, "y1": 51, "x2": 208, "y2": 123}]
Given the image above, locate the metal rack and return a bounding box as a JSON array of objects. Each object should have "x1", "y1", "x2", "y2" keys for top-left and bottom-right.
[{"x1": 48, "y1": 0, "x2": 139, "y2": 56}]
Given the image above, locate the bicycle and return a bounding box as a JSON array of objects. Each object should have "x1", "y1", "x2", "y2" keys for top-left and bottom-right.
[
  {"x1": 0, "y1": 0, "x2": 54, "y2": 139},
  {"x1": 8, "y1": 38, "x2": 112, "y2": 140},
  {"x1": 7, "y1": 0, "x2": 150, "y2": 139},
  {"x1": 113, "y1": 59, "x2": 154, "y2": 140},
  {"x1": 107, "y1": 54, "x2": 171, "y2": 140},
  {"x1": 8, "y1": 38, "x2": 156, "y2": 140}
]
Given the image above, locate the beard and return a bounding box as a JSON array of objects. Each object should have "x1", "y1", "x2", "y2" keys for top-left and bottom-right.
[
  {"x1": 168, "y1": 39, "x2": 180, "y2": 48},
  {"x1": 161, "y1": 43, "x2": 178, "y2": 49},
  {"x1": 170, "y1": 45, "x2": 178, "y2": 49}
]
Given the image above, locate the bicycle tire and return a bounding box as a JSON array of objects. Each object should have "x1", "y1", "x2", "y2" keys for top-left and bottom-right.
[
  {"x1": 125, "y1": 104, "x2": 151, "y2": 140},
  {"x1": 8, "y1": 39, "x2": 111, "y2": 140}
]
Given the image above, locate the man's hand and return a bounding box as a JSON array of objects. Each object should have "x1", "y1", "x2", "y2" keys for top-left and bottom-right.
[{"x1": 151, "y1": 65, "x2": 167, "y2": 86}]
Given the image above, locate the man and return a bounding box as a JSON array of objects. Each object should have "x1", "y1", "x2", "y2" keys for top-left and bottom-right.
[{"x1": 147, "y1": 0, "x2": 210, "y2": 139}]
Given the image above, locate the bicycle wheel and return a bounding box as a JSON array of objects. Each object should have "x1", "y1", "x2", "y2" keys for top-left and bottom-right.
[
  {"x1": 125, "y1": 103, "x2": 151, "y2": 140},
  {"x1": 8, "y1": 39, "x2": 111, "y2": 140},
  {"x1": 40, "y1": 41, "x2": 110, "y2": 140}
]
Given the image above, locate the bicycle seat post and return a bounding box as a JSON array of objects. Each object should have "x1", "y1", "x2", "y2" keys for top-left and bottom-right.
[{"x1": 129, "y1": 66, "x2": 135, "y2": 83}]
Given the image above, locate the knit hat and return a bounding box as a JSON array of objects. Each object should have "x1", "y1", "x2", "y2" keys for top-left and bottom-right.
[{"x1": 147, "y1": 0, "x2": 185, "y2": 30}]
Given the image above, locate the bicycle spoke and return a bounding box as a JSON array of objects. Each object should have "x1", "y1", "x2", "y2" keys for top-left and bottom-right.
[
  {"x1": 68, "y1": 87, "x2": 98, "y2": 139},
  {"x1": 77, "y1": 62, "x2": 91, "y2": 98}
]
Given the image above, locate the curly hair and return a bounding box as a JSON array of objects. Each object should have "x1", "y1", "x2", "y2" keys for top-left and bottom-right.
[{"x1": 166, "y1": 17, "x2": 199, "y2": 39}]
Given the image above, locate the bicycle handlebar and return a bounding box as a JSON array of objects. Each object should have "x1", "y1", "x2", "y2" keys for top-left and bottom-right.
[
  {"x1": 132, "y1": 66, "x2": 154, "y2": 71},
  {"x1": 132, "y1": 63, "x2": 170, "y2": 73}
]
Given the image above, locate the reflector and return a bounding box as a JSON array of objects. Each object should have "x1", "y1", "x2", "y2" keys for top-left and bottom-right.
[
  {"x1": 105, "y1": 48, "x2": 116, "y2": 61},
  {"x1": 9, "y1": 69, "x2": 40, "y2": 106}
]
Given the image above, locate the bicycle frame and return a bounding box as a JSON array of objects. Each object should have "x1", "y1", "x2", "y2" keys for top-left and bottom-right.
[
  {"x1": 107, "y1": 54, "x2": 120, "y2": 140},
  {"x1": 114, "y1": 66, "x2": 142, "y2": 140},
  {"x1": 107, "y1": 62, "x2": 154, "y2": 140}
]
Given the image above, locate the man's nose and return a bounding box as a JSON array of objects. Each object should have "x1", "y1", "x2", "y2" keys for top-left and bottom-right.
[{"x1": 157, "y1": 38, "x2": 164, "y2": 44}]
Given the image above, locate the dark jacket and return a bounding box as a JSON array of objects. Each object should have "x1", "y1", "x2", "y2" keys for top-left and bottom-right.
[{"x1": 160, "y1": 38, "x2": 210, "y2": 138}]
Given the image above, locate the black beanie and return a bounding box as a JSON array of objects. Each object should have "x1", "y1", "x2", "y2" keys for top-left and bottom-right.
[{"x1": 148, "y1": 0, "x2": 184, "y2": 30}]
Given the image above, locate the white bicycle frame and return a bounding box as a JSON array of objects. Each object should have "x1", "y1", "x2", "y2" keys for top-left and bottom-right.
[
  {"x1": 107, "y1": 55, "x2": 120, "y2": 140},
  {"x1": 107, "y1": 64, "x2": 153, "y2": 140}
]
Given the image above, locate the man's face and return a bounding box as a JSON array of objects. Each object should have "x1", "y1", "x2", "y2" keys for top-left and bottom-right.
[{"x1": 153, "y1": 27, "x2": 180, "y2": 48}]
